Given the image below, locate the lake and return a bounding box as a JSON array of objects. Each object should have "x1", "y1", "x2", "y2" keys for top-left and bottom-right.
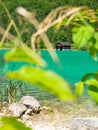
[{"x1": 0, "y1": 49, "x2": 98, "y2": 101}]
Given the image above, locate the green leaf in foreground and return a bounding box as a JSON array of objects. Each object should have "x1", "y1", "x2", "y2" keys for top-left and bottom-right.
[
  {"x1": 75, "y1": 73, "x2": 98, "y2": 103},
  {"x1": 6, "y1": 66, "x2": 74, "y2": 101},
  {"x1": 0, "y1": 116, "x2": 32, "y2": 130},
  {"x1": 75, "y1": 81, "x2": 84, "y2": 97},
  {"x1": 4, "y1": 48, "x2": 46, "y2": 66},
  {"x1": 88, "y1": 85, "x2": 98, "y2": 104},
  {"x1": 86, "y1": 79, "x2": 98, "y2": 87},
  {"x1": 72, "y1": 25, "x2": 94, "y2": 48},
  {"x1": 86, "y1": 79, "x2": 98, "y2": 103}
]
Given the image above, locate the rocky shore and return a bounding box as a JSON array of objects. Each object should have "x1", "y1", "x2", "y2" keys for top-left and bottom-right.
[{"x1": 0, "y1": 96, "x2": 98, "y2": 130}]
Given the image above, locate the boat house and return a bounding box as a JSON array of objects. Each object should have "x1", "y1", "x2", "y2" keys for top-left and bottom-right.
[{"x1": 55, "y1": 42, "x2": 71, "y2": 50}]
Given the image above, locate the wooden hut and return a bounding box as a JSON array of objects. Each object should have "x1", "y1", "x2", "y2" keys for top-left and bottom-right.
[{"x1": 55, "y1": 42, "x2": 71, "y2": 50}]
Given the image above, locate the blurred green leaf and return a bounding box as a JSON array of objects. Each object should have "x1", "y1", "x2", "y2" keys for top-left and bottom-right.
[
  {"x1": 86, "y1": 79, "x2": 98, "y2": 87},
  {"x1": 4, "y1": 48, "x2": 46, "y2": 66},
  {"x1": 88, "y1": 41, "x2": 98, "y2": 60},
  {"x1": 75, "y1": 72, "x2": 98, "y2": 103},
  {"x1": 0, "y1": 116, "x2": 32, "y2": 130},
  {"x1": 88, "y1": 86, "x2": 98, "y2": 104},
  {"x1": 75, "y1": 81, "x2": 84, "y2": 97},
  {"x1": 94, "y1": 32, "x2": 98, "y2": 49},
  {"x1": 6, "y1": 66, "x2": 75, "y2": 101},
  {"x1": 72, "y1": 25, "x2": 94, "y2": 48},
  {"x1": 81, "y1": 73, "x2": 95, "y2": 81}
]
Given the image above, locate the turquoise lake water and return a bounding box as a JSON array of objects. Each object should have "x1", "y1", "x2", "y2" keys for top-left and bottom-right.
[{"x1": 0, "y1": 50, "x2": 98, "y2": 100}]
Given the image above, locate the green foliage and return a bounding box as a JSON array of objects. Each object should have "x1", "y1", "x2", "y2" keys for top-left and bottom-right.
[
  {"x1": 75, "y1": 81, "x2": 84, "y2": 97},
  {"x1": 4, "y1": 48, "x2": 74, "y2": 101},
  {"x1": 88, "y1": 32, "x2": 98, "y2": 60},
  {"x1": 72, "y1": 25, "x2": 94, "y2": 48},
  {"x1": 6, "y1": 65, "x2": 74, "y2": 100},
  {"x1": 72, "y1": 10, "x2": 98, "y2": 103},
  {"x1": 4, "y1": 45, "x2": 75, "y2": 101},
  {"x1": 4, "y1": 47, "x2": 46, "y2": 66},
  {"x1": 72, "y1": 24, "x2": 98, "y2": 60},
  {"x1": 75, "y1": 72, "x2": 98, "y2": 103},
  {"x1": 5, "y1": 80, "x2": 25, "y2": 103},
  {"x1": 1, "y1": 0, "x2": 98, "y2": 46},
  {"x1": 0, "y1": 116, "x2": 32, "y2": 130}
]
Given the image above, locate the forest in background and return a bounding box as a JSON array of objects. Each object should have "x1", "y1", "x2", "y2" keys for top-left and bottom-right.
[{"x1": 0, "y1": 0, "x2": 98, "y2": 48}]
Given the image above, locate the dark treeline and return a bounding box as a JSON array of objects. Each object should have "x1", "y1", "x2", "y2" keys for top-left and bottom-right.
[{"x1": 0, "y1": 0, "x2": 98, "y2": 48}]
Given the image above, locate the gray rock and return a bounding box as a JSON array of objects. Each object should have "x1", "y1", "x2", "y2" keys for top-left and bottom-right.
[
  {"x1": 20, "y1": 96, "x2": 40, "y2": 113},
  {"x1": 70, "y1": 117, "x2": 98, "y2": 130},
  {"x1": 9, "y1": 103, "x2": 27, "y2": 117}
]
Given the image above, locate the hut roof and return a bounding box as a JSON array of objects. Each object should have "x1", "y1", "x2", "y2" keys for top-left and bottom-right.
[{"x1": 56, "y1": 42, "x2": 70, "y2": 46}]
